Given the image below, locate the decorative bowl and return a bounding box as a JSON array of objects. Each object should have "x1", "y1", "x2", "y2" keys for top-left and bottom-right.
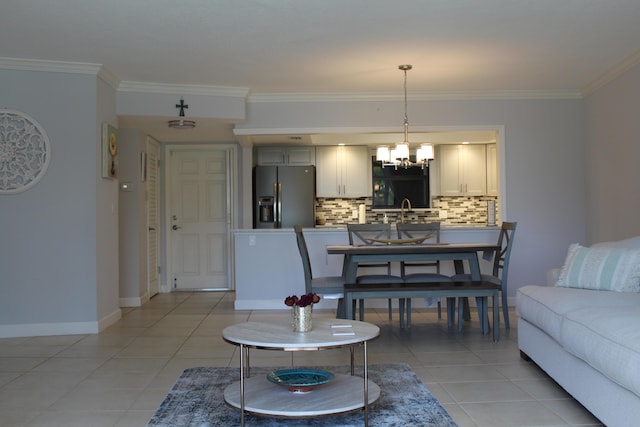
[{"x1": 266, "y1": 368, "x2": 334, "y2": 393}]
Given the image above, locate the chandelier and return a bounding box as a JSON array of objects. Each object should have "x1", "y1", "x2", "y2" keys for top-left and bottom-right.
[
  {"x1": 376, "y1": 65, "x2": 433, "y2": 168},
  {"x1": 168, "y1": 97, "x2": 196, "y2": 129}
]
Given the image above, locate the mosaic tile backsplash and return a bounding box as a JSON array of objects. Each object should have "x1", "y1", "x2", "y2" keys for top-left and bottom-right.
[{"x1": 315, "y1": 196, "x2": 499, "y2": 226}]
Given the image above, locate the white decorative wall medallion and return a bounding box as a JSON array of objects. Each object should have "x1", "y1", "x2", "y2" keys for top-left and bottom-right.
[{"x1": 0, "y1": 109, "x2": 51, "y2": 194}]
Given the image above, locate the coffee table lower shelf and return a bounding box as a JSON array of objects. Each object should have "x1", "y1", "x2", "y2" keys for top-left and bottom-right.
[{"x1": 224, "y1": 373, "x2": 380, "y2": 418}]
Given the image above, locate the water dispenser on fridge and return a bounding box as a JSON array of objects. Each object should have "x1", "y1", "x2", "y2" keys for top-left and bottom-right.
[{"x1": 258, "y1": 197, "x2": 274, "y2": 224}]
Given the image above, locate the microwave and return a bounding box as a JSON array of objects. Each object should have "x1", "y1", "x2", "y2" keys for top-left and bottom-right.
[{"x1": 371, "y1": 158, "x2": 431, "y2": 209}]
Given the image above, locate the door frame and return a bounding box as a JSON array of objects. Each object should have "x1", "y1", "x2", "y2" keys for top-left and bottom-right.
[
  {"x1": 147, "y1": 136, "x2": 161, "y2": 297},
  {"x1": 162, "y1": 143, "x2": 238, "y2": 293}
]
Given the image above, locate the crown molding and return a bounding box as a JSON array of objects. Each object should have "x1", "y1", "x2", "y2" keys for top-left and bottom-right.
[
  {"x1": 117, "y1": 81, "x2": 249, "y2": 98},
  {"x1": 582, "y1": 49, "x2": 640, "y2": 96},
  {"x1": 247, "y1": 89, "x2": 582, "y2": 103},
  {"x1": 0, "y1": 58, "x2": 249, "y2": 97},
  {"x1": 0, "y1": 57, "x2": 122, "y2": 89},
  {"x1": 97, "y1": 66, "x2": 121, "y2": 89},
  {"x1": 0, "y1": 57, "x2": 101, "y2": 75},
  {"x1": 1, "y1": 57, "x2": 593, "y2": 102}
]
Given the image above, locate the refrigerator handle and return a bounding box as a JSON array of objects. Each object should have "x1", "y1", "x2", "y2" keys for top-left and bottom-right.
[
  {"x1": 273, "y1": 182, "x2": 279, "y2": 228},
  {"x1": 275, "y1": 182, "x2": 283, "y2": 228}
]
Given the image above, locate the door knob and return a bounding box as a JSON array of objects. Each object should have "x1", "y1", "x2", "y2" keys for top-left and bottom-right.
[{"x1": 172, "y1": 225, "x2": 181, "y2": 230}]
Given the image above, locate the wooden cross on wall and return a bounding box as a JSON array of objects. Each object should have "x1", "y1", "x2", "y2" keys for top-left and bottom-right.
[{"x1": 176, "y1": 98, "x2": 189, "y2": 117}]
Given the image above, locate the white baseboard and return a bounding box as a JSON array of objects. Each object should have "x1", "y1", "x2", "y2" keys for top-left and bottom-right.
[
  {"x1": 119, "y1": 291, "x2": 150, "y2": 307},
  {"x1": 0, "y1": 308, "x2": 122, "y2": 338},
  {"x1": 98, "y1": 308, "x2": 122, "y2": 332}
]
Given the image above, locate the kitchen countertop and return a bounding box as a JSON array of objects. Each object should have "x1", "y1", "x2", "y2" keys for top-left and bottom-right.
[{"x1": 234, "y1": 224, "x2": 500, "y2": 233}]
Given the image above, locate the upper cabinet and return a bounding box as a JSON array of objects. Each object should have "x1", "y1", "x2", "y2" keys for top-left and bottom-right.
[
  {"x1": 256, "y1": 146, "x2": 315, "y2": 166},
  {"x1": 316, "y1": 146, "x2": 370, "y2": 197},
  {"x1": 437, "y1": 144, "x2": 487, "y2": 196},
  {"x1": 486, "y1": 144, "x2": 498, "y2": 196}
]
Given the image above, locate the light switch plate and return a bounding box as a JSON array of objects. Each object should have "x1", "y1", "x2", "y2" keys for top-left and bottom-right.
[{"x1": 439, "y1": 210, "x2": 448, "y2": 219}]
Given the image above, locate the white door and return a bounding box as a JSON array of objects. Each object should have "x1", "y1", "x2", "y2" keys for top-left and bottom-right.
[
  {"x1": 146, "y1": 137, "x2": 160, "y2": 297},
  {"x1": 170, "y1": 149, "x2": 230, "y2": 290}
]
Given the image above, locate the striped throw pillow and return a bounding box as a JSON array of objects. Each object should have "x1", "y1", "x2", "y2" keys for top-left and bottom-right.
[{"x1": 556, "y1": 243, "x2": 640, "y2": 292}]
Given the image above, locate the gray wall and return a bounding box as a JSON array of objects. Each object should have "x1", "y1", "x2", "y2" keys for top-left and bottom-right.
[
  {"x1": 0, "y1": 68, "x2": 120, "y2": 336},
  {"x1": 118, "y1": 129, "x2": 148, "y2": 306},
  {"x1": 96, "y1": 76, "x2": 120, "y2": 324},
  {"x1": 585, "y1": 63, "x2": 640, "y2": 243}
]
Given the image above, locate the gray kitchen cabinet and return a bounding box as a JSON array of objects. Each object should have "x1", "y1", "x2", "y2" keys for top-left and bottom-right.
[
  {"x1": 438, "y1": 144, "x2": 487, "y2": 196},
  {"x1": 256, "y1": 146, "x2": 315, "y2": 165},
  {"x1": 316, "y1": 145, "x2": 370, "y2": 197}
]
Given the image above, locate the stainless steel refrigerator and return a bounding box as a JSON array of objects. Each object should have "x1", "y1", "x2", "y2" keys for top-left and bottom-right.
[{"x1": 253, "y1": 165, "x2": 316, "y2": 228}]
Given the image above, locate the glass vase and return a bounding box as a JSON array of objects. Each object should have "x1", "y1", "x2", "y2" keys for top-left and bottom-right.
[{"x1": 292, "y1": 305, "x2": 313, "y2": 332}]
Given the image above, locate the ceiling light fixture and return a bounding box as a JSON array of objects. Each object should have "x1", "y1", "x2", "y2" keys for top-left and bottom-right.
[
  {"x1": 168, "y1": 97, "x2": 196, "y2": 129},
  {"x1": 376, "y1": 65, "x2": 434, "y2": 169}
]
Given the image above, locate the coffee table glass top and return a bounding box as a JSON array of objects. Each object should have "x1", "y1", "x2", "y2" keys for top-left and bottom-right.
[{"x1": 223, "y1": 318, "x2": 380, "y2": 349}]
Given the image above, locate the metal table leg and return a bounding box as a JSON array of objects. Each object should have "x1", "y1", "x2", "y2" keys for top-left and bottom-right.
[
  {"x1": 363, "y1": 341, "x2": 369, "y2": 427},
  {"x1": 239, "y1": 344, "x2": 245, "y2": 427}
]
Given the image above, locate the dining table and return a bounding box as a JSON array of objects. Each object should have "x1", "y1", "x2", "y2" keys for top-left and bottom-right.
[
  {"x1": 326, "y1": 241, "x2": 500, "y2": 328},
  {"x1": 327, "y1": 242, "x2": 499, "y2": 284}
]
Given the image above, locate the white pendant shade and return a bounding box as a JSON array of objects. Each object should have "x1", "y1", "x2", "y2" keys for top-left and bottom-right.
[
  {"x1": 395, "y1": 142, "x2": 409, "y2": 160},
  {"x1": 376, "y1": 145, "x2": 390, "y2": 162},
  {"x1": 416, "y1": 144, "x2": 434, "y2": 161}
]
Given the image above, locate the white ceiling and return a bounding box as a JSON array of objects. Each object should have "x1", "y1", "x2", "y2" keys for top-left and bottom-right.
[{"x1": 3, "y1": 0, "x2": 640, "y2": 144}]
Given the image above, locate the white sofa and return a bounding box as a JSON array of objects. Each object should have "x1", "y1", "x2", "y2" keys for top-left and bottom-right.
[{"x1": 517, "y1": 236, "x2": 640, "y2": 427}]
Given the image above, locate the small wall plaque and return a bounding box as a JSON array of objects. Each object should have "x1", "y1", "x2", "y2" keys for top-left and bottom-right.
[{"x1": 102, "y1": 122, "x2": 118, "y2": 179}]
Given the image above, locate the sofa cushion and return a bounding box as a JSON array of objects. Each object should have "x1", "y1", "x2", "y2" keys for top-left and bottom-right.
[
  {"x1": 556, "y1": 243, "x2": 640, "y2": 292},
  {"x1": 561, "y1": 306, "x2": 640, "y2": 398},
  {"x1": 516, "y1": 285, "x2": 640, "y2": 342}
]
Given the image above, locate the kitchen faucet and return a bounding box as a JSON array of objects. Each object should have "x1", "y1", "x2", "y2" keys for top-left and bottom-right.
[{"x1": 400, "y1": 198, "x2": 412, "y2": 223}]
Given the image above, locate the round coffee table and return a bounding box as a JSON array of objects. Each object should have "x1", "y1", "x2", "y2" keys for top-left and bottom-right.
[{"x1": 222, "y1": 318, "x2": 380, "y2": 426}]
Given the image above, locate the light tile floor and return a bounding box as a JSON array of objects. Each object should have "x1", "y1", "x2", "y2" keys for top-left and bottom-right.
[{"x1": 0, "y1": 292, "x2": 604, "y2": 427}]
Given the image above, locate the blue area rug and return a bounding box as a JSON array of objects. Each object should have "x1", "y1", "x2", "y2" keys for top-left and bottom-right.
[{"x1": 147, "y1": 363, "x2": 458, "y2": 426}]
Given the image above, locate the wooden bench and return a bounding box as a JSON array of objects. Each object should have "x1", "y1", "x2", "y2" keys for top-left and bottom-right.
[{"x1": 343, "y1": 281, "x2": 501, "y2": 341}]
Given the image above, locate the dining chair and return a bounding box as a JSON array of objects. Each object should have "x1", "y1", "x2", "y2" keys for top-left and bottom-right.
[
  {"x1": 452, "y1": 221, "x2": 517, "y2": 329},
  {"x1": 294, "y1": 225, "x2": 348, "y2": 319},
  {"x1": 397, "y1": 222, "x2": 453, "y2": 327},
  {"x1": 346, "y1": 223, "x2": 404, "y2": 321}
]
